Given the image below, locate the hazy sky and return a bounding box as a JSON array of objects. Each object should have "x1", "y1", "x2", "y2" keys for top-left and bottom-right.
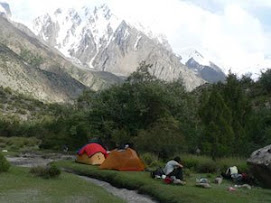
[{"x1": 4, "y1": 0, "x2": 271, "y2": 76}]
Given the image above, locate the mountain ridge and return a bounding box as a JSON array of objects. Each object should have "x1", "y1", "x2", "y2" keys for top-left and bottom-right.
[
  {"x1": 0, "y1": 13, "x2": 122, "y2": 102},
  {"x1": 31, "y1": 4, "x2": 205, "y2": 91}
]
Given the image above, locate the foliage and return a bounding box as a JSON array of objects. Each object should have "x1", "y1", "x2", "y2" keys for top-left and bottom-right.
[
  {"x1": 259, "y1": 69, "x2": 271, "y2": 93},
  {"x1": 140, "y1": 152, "x2": 163, "y2": 168},
  {"x1": 197, "y1": 160, "x2": 217, "y2": 173},
  {"x1": 0, "y1": 136, "x2": 41, "y2": 151},
  {"x1": 0, "y1": 153, "x2": 10, "y2": 172},
  {"x1": 127, "y1": 61, "x2": 156, "y2": 83},
  {"x1": 30, "y1": 164, "x2": 61, "y2": 179},
  {"x1": 216, "y1": 157, "x2": 248, "y2": 173},
  {"x1": 199, "y1": 87, "x2": 234, "y2": 159},
  {"x1": 135, "y1": 116, "x2": 185, "y2": 159},
  {"x1": 1, "y1": 62, "x2": 271, "y2": 159},
  {"x1": 20, "y1": 48, "x2": 44, "y2": 68}
]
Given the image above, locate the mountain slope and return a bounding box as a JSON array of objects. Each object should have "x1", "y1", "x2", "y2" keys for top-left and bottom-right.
[
  {"x1": 180, "y1": 49, "x2": 226, "y2": 83},
  {"x1": 32, "y1": 5, "x2": 205, "y2": 91},
  {"x1": 0, "y1": 12, "x2": 122, "y2": 102},
  {"x1": 0, "y1": 16, "x2": 88, "y2": 102}
]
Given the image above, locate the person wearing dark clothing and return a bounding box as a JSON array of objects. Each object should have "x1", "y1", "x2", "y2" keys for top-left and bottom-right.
[{"x1": 163, "y1": 156, "x2": 184, "y2": 181}]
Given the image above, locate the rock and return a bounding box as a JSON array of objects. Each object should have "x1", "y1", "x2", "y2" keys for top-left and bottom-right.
[
  {"x1": 247, "y1": 144, "x2": 271, "y2": 188},
  {"x1": 214, "y1": 176, "x2": 223, "y2": 184},
  {"x1": 195, "y1": 183, "x2": 211, "y2": 188}
]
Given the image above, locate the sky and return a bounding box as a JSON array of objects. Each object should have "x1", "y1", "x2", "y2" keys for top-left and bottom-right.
[{"x1": 4, "y1": 0, "x2": 271, "y2": 77}]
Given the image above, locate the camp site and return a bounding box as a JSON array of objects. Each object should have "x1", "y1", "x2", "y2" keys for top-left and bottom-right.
[
  {"x1": 1, "y1": 136, "x2": 271, "y2": 203},
  {"x1": 1, "y1": 1, "x2": 271, "y2": 202},
  {"x1": 1, "y1": 65, "x2": 271, "y2": 203}
]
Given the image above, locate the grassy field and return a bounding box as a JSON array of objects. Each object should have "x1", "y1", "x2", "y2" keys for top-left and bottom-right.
[
  {"x1": 0, "y1": 166, "x2": 125, "y2": 203},
  {"x1": 56, "y1": 160, "x2": 271, "y2": 203}
]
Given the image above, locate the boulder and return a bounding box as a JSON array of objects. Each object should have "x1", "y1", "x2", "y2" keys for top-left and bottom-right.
[{"x1": 247, "y1": 144, "x2": 271, "y2": 188}]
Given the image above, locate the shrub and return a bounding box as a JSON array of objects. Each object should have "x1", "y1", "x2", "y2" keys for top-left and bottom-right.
[
  {"x1": 30, "y1": 166, "x2": 47, "y2": 177},
  {"x1": 197, "y1": 160, "x2": 217, "y2": 173},
  {"x1": 0, "y1": 137, "x2": 41, "y2": 151},
  {"x1": 149, "y1": 160, "x2": 164, "y2": 169},
  {"x1": 216, "y1": 157, "x2": 248, "y2": 173},
  {"x1": 181, "y1": 154, "x2": 213, "y2": 172},
  {"x1": 30, "y1": 164, "x2": 61, "y2": 178},
  {"x1": 48, "y1": 164, "x2": 61, "y2": 177},
  {"x1": 140, "y1": 152, "x2": 165, "y2": 169},
  {"x1": 135, "y1": 117, "x2": 185, "y2": 159},
  {"x1": 140, "y1": 153, "x2": 158, "y2": 166},
  {"x1": 183, "y1": 168, "x2": 191, "y2": 177},
  {"x1": 183, "y1": 157, "x2": 199, "y2": 171},
  {"x1": 0, "y1": 153, "x2": 10, "y2": 172}
]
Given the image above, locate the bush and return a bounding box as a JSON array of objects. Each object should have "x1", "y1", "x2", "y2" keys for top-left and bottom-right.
[
  {"x1": 135, "y1": 117, "x2": 185, "y2": 159},
  {"x1": 48, "y1": 164, "x2": 61, "y2": 177},
  {"x1": 181, "y1": 154, "x2": 213, "y2": 173},
  {"x1": 0, "y1": 136, "x2": 41, "y2": 151},
  {"x1": 30, "y1": 164, "x2": 61, "y2": 178},
  {"x1": 140, "y1": 153, "x2": 164, "y2": 170},
  {"x1": 183, "y1": 168, "x2": 191, "y2": 177},
  {"x1": 0, "y1": 153, "x2": 10, "y2": 172},
  {"x1": 140, "y1": 153, "x2": 158, "y2": 166},
  {"x1": 197, "y1": 160, "x2": 217, "y2": 173},
  {"x1": 216, "y1": 157, "x2": 248, "y2": 173}
]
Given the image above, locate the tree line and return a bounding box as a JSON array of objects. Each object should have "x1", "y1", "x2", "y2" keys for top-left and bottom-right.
[{"x1": 1, "y1": 62, "x2": 271, "y2": 159}]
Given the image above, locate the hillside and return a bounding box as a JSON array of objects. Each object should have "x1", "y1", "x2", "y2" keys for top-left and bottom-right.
[
  {"x1": 0, "y1": 16, "x2": 122, "y2": 102},
  {"x1": 0, "y1": 86, "x2": 69, "y2": 121}
]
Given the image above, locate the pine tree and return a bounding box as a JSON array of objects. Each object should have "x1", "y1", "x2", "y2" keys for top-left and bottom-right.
[
  {"x1": 222, "y1": 73, "x2": 251, "y2": 154},
  {"x1": 199, "y1": 87, "x2": 234, "y2": 159}
]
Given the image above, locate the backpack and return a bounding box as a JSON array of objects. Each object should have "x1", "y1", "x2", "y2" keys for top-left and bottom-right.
[{"x1": 150, "y1": 167, "x2": 165, "y2": 178}]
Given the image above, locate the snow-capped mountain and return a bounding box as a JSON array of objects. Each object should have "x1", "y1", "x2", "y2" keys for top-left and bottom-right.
[
  {"x1": 179, "y1": 49, "x2": 226, "y2": 83},
  {"x1": 31, "y1": 4, "x2": 205, "y2": 91},
  {"x1": 0, "y1": 2, "x2": 11, "y2": 18},
  {"x1": 33, "y1": 5, "x2": 121, "y2": 66}
]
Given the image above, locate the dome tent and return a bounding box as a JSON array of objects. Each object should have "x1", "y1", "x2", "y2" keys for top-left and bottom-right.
[
  {"x1": 76, "y1": 143, "x2": 107, "y2": 165},
  {"x1": 99, "y1": 148, "x2": 145, "y2": 171}
]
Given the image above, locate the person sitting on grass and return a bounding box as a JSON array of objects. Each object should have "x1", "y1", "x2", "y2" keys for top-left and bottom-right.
[{"x1": 163, "y1": 156, "x2": 185, "y2": 184}]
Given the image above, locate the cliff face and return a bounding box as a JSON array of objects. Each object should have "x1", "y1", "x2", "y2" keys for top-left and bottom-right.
[
  {"x1": 0, "y1": 15, "x2": 122, "y2": 103},
  {"x1": 33, "y1": 5, "x2": 205, "y2": 91}
]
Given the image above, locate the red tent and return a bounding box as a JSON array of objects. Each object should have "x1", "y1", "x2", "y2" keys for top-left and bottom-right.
[{"x1": 77, "y1": 143, "x2": 107, "y2": 157}]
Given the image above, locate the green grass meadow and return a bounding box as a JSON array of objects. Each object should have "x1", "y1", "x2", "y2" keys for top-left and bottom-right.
[
  {"x1": 0, "y1": 166, "x2": 125, "y2": 203},
  {"x1": 56, "y1": 160, "x2": 271, "y2": 203}
]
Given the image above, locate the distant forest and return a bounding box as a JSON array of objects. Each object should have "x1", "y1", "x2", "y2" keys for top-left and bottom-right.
[{"x1": 1, "y1": 63, "x2": 271, "y2": 159}]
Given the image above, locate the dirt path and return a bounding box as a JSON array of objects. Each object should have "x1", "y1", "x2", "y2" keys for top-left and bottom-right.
[
  {"x1": 6, "y1": 153, "x2": 74, "y2": 167},
  {"x1": 79, "y1": 176, "x2": 157, "y2": 203}
]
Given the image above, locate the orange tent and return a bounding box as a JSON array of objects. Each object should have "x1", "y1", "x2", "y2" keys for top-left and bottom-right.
[
  {"x1": 99, "y1": 148, "x2": 145, "y2": 171},
  {"x1": 76, "y1": 143, "x2": 107, "y2": 165}
]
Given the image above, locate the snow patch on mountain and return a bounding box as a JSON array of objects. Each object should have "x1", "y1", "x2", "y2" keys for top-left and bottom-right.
[
  {"x1": 0, "y1": 4, "x2": 4, "y2": 13},
  {"x1": 32, "y1": 4, "x2": 121, "y2": 58},
  {"x1": 180, "y1": 48, "x2": 210, "y2": 67}
]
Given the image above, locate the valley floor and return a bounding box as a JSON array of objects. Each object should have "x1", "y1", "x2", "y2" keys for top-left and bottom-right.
[
  {"x1": 0, "y1": 166, "x2": 125, "y2": 203},
  {"x1": 56, "y1": 160, "x2": 271, "y2": 203}
]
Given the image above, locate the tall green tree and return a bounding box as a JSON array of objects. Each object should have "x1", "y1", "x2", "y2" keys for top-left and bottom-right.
[
  {"x1": 259, "y1": 69, "x2": 271, "y2": 93},
  {"x1": 222, "y1": 73, "x2": 251, "y2": 154},
  {"x1": 199, "y1": 87, "x2": 234, "y2": 159}
]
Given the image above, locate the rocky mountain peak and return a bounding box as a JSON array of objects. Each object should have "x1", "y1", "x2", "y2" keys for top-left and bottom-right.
[
  {"x1": 93, "y1": 4, "x2": 112, "y2": 20},
  {"x1": 31, "y1": 4, "x2": 205, "y2": 90},
  {"x1": 0, "y1": 2, "x2": 11, "y2": 18},
  {"x1": 54, "y1": 8, "x2": 62, "y2": 15},
  {"x1": 181, "y1": 49, "x2": 226, "y2": 83}
]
